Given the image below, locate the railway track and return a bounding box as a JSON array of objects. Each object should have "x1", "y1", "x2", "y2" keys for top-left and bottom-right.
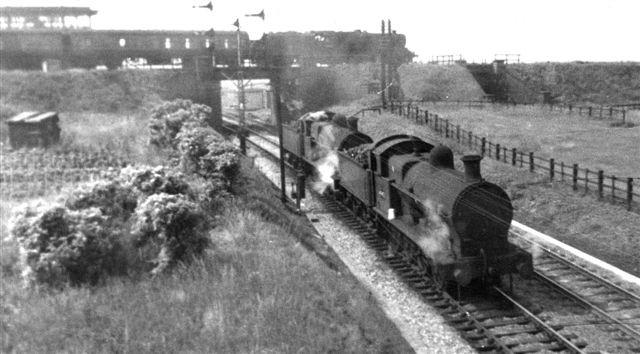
[
  {"x1": 224, "y1": 117, "x2": 640, "y2": 352},
  {"x1": 510, "y1": 232, "x2": 640, "y2": 349}
]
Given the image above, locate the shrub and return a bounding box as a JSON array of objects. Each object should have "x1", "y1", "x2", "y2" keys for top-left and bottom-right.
[
  {"x1": 132, "y1": 193, "x2": 209, "y2": 275},
  {"x1": 176, "y1": 125, "x2": 240, "y2": 182},
  {"x1": 65, "y1": 180, "x2": 137, "y2": 219},
  {"x1": 10, "y1": 205, "x2": 124, "y2": 287},
  {"x1": 119, "y1": 165, "x2": 191, "y2": 197},
  {"x1": 148, "y1": 99, "x2": 211, "y2": 148}
]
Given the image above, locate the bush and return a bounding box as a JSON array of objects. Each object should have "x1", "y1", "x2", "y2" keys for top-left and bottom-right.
[
  {"x1": 10, "y1": 205, "x2": 124, "y2": 287},
  {"x1": 132, "y1": 193, "x2": 209, "y2": 274},
  {"x1": 148, "y1": 99, "x2": 211, "y2": 148},
  {"x1": 65, "y1": 180, "x2": 137, "y2": 219},
  {"x1": 176, "y1": 125, "x2": 239, "y2": 182},
  {"x1": 119, "y1": 165, "x2": 191, "y2": 197}
]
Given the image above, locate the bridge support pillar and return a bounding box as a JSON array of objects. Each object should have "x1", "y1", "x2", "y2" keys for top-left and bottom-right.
[{"x1": 203, "y1": 79, "x2": 222, "y2": 130}]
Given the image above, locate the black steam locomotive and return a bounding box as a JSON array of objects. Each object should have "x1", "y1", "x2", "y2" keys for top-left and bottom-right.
[{"x1": 283, "y1": 111, "x2": 533, "y2": 288}]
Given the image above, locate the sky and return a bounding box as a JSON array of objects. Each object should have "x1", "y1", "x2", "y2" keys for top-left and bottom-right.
[{"x1": 4, "y1": 0, "x2": 640, "y2": 63}]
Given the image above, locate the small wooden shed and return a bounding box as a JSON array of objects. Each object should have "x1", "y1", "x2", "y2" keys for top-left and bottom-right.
[{"x1": 6, "y1": 111, "x2": 61, "y2": 149}]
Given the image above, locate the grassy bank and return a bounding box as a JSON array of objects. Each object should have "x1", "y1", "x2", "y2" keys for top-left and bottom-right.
[
  {"x1": 1, "y1": 161, "x2": 411, "y2": 352},
  {"x1": 1, "y1": 103, "x2": 411, "y2": 352},
  {"x1": 507, "y1": 62, "x2": 640, "y2": 104}
]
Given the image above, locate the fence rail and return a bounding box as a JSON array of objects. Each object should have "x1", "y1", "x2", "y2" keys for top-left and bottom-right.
[
  {"x1": 407, "y1": 99, "x2": 632, "y2": 123},
  {"x1": 387, "y1": 101, "x2": 638, "y2": 211}
]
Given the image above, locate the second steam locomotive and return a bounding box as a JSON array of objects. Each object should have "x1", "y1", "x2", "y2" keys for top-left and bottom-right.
[{"x1": 282, "y1": 111, "x2": 533, "y2": 288}]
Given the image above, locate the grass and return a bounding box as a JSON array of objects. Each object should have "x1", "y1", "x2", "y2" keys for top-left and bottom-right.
[
  {"x1": 416, "y1": 103, "x2": 640, "y2": 177},
  {"x1": 0, "y1": 102, "x2": 411, "y2": 352},
  {"x1": 1, "y1": 161, "x2": 410, "y2": 352}
]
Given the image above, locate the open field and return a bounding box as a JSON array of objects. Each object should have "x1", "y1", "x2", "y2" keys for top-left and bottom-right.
[
  {"x1": 328, "y1": 103, "x2": 640, "y2": 276},
  {"x1": 416, "y1": 103, "x2": 640, "y2": 177}
]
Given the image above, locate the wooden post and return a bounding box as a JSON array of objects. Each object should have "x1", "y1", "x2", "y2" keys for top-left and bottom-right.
[
  {"x1": 569, "y1": 104, "x2": 573, "y2": 113},
  {"x1": 406, "y1": 103, "x2": 411, "y2": 117},
  {"x1": 456, "y1": 125, "x2": 460, "y2": 142},
  {"x1": 415, "y1": 107, "x2": 420, "y2": 121},
  {"x1": 599, "y1": 106, "x2": 603, "y2": 118},
  {"x1": 380, "y1": 20, "x2": 387, "y2": 109},
  {"x1": 445, "y1": 120, "x2": 449, "y2": 138},
  {"x1": 503, "y1": 147, "x2": 507, "y2": 163},
  {"x1": 435, "y1": 115, "x2": 439, "y2": 132},
  {"x1": 496, "y1": 143, "x2": 500, "y2": 160},
  {"x1": 271, "y1": 72, "x2": 287, "y2": 203},
  {"x1": 598, "y1": 170, "x2": 604, "y2": 199},
  {"x1": 584, "y1": 169, "x2": 589, "y2": 191},
  {"x1": 512, "y1": 148, "x2": 516, "y2": 165},
  {"x1": 612, "y1": 175, "x2": 616, "y2": 200},
  {"x1": 529, "y1": 152, "x2": 534, "y2": 171},
  {"x1": 481, "y1": 137, "x2": 486, "y2": 156},
  {"x1": 588, "y1": 106, "x2": 592, "y2": 116},
  {"x1": 572, "y1": 164, "x2": 578, "y2": 191},
  {"x1": 468, "y1": 132, "x2": 473, "y2": 147},
  {"x1": 628, "y1": 178, "x2": 634, "y2": 211},
  {"x1": 622, "y1": 110, "x2": 626, "y2": 124},
  {"x1": 560, "y1": 162, "x2": 565, "y2": 181},
  {"x1": 550, "y1": 158, "x2": 555, "y2": 180},
  {"x1": 520, "y1": 151, "x2": 524, "y2": 167},
  {"x1": 609, "y1": 107, "x2": 613, "y2": 117}
]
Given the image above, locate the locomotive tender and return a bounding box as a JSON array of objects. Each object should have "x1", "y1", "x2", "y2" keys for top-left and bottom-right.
[{"x1": 283, "y1": 111, "x2": 533, "y2": 288}]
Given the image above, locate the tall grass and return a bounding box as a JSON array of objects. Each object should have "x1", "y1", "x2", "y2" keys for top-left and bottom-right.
[{"x1": 1, "y1": 162, "x2": 410, "y2": 353}]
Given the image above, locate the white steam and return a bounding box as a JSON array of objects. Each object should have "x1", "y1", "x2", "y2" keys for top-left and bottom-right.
[
  {"x1": 414, "y1": 199, "x2": 455, "y2": 265},
  {"x1": 312, "y1": 151, "x2": 339, "y2": 193}
]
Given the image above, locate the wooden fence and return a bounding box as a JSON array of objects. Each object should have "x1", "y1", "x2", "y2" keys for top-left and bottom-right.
[
  {"x1": 387, "y1": 101, "x2": 639, "y2": 211},
  {"x1": 411, "y1": 99, "x2": 633, "y2": 124}
]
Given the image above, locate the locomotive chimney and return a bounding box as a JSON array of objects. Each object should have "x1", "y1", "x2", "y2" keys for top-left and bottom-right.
[{"x1": 461, "y1": 155, "x2": 482, "y2": 182}]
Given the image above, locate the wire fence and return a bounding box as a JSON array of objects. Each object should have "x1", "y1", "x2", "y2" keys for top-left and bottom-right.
[{"x1": 386, "y1": 101, "x2": 639, "y2": 211}]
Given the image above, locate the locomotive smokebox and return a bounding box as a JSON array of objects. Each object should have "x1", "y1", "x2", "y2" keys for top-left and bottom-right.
[{"x1": 461, "y1": 155, "x2": 483, "y2": 182}]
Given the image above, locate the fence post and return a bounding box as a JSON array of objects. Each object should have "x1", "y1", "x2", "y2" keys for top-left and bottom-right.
[
  {"x1": 569, "y1": 104, "x2": 573, "y2": 113},
  {"x1": 445, "y1": 120, "x2": 450, "y2": 138},
  {"x1": 579, "y1": 107, "x2": 582, "y2": 115},
  {"x1": 435, "y1": 115, "x2": 439, "y2": 132},
  {"x1": 599, "y1": 106, "x2": 603, "y2": 118},
  {"x1": 611, "y1": 175, "x2": 617, "y2": 200},
  {"x1": 520, "y1": 151, "x2": 524, "y2": 167},
  {"x1": 503, "y1": 147, "x2": 507, "y2": 163},
  {"x1": 468, "y1": 132, "x2": 473, "y2": 147},
  {"x1": 529, "y1": 152, "x2": 534, "y2": 172},
  {"x1": 598, "y1": 170, "x2": 604, "y2": 199},
  {"x1": 424, "y1": 110, "x2": 429, "y2": 125},
  {"x1": 550, "y1": 158, "x2": 555, "y2": 180},
  {"x1": 628, "y1": 178, "x2": 633, "y2": 211},
  {"x1": 609, "y1": 107, "x2": 613, "y2": 117},
  {"x1": 585, "y1": 169, "x2": 589, "y2": 191},
  {"x1": 496, "y1": 143, "x2": 500, "y2": 160},
  {"x1": 511, "y1": 148, "x2": 516, "y2": 166},
  {"x1": 456, "y1": 125, "x2": 460, "y2": 142},
  {"x1": 572, "y1": 164, "x2": 578, "y2": 190},
  {"x1": 622, "y1": 110, "x2": 626, "y2": 124},
  {"x1": 588, "y1": 107, "x2": 592, "y2": 116},
  {"x1": 415, "y1": 107, "x2": 420, "y2": 121},
  {"x1": 481, "y1": 137, "x2": 486, "y2": 156}
]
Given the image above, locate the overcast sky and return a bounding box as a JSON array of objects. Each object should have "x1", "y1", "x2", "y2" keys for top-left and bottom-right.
[{"x1": 5, "y1": 0, "x2": 640, "y2": 63}]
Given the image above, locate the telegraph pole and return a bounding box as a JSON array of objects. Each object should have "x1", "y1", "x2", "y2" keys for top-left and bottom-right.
[{"x1": 233, "y1": 18, "x2": 247, "y2": 154}]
